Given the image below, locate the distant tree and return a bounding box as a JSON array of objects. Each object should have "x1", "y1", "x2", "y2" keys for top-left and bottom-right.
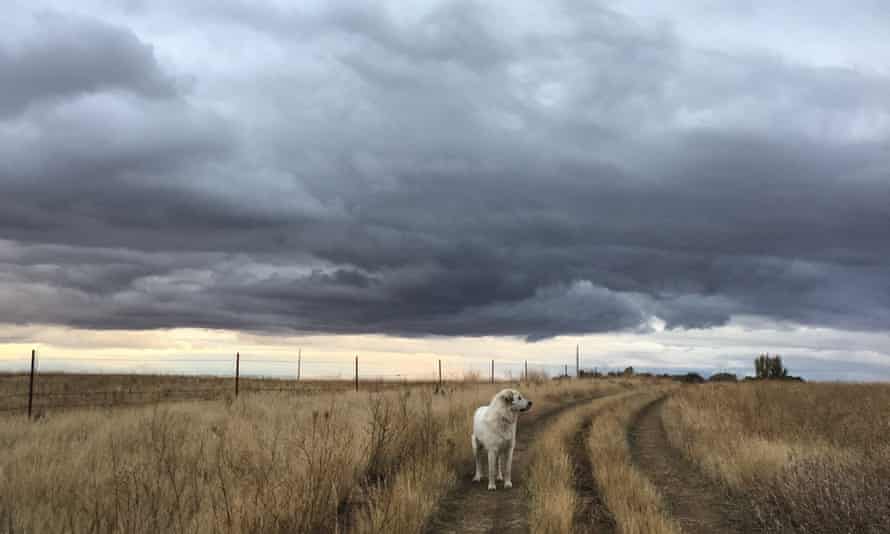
[
  {"x1": 622, "y1": 366, "x2": 635, "y2": 377},
  {"x1": 754, "y1": 353, "x2": 789, "y2": 379},
  {"x1": 674, "y1": 372, "x2": 705, "y2": 384}
]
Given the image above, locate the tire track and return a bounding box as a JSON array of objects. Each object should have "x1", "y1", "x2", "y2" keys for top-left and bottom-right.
[
  {"x1": 567, "y1": 416, "x2": 616, "y2": 534},
  {"x1": 628, "y1": 397, "x2": 744, "y2": 534}
]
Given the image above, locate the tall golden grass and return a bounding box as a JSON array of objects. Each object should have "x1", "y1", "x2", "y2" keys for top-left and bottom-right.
[
  {"x1": 662, "y1": 382, "x2": 890, "y2": 533},
  {"x1": 8, "y1": 376, "x2": 888, "y2": 534},
  {"x1": 0, "y1": 379, "x2": 614, "y2": 533},
  {"x1": 527, "y1": 389, "x2": 636, "y2": 534}
]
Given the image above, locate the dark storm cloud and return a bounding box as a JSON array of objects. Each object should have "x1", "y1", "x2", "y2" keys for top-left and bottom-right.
[
  {"x1": 0, "y1": 12, "x2": 177, "y2": 117},
  {"x1": 1, "y1": 1, "x2": 890, "y2": 339}
]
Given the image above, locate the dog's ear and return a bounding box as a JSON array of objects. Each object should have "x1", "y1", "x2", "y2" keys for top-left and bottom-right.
[{"x1": 502, "y1": 391, "x2": 514, "y2": 403}]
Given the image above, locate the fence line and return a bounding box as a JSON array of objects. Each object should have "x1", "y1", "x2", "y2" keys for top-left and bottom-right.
[{"x1": 0, "y1": 346, "x2": 617, "y2": 419}]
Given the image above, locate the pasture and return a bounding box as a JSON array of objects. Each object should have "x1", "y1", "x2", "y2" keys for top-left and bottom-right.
[{"x1": 1, "y1": 375, "x2": 888, "y2": 533}]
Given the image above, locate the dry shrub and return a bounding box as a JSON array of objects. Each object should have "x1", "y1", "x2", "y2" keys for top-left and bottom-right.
[
  {"x1": 460, "y1": 370, "x2": 482, "y2": 383},
  {"x1": 525, "y1": 369, "x2": 549, "y2": 385},
  {"x1": 751, "y1": 455, "x2": 890, "y2": 534},
  {"x1": 350, "y1": 389, "x2": 465, "y2": 533},
  {"x1": 1, "y1": 396, "x2": 364, "y2": 534},
  {"x1": 355, "y1": 455, "x2": 454, "y2": 534},
  {"x1": 662, "y1": 382, "x2": 890, "y2": 533}
]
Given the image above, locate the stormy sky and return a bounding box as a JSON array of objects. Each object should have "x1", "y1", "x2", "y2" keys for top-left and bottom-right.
[{"x1": 2, "y1": 1, "x2": 889, "y2": 379}]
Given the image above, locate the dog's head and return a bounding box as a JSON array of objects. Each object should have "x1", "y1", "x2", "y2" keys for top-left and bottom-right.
[{"x1": 497, "y1": 389, "x2": 532, "y2": 412}]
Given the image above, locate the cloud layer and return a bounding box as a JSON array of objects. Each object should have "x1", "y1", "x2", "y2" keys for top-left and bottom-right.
[{"x1": 2, "y1": 1, "x2": 889, "y2": 342}]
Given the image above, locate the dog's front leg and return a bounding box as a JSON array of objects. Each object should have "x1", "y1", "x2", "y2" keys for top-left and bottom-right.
[
  {"x1": 472, "y1": 435, "x2": 483, "y2": 482},
  {"x1": 497, "y1": 454, "x2": 504, "y2": 481},
  {"x1": 503, "y1": 442, "x2": 515, "y2": 488},
  {"x1": 486, "y1": 449, "x2": 498, "y2": 490}
]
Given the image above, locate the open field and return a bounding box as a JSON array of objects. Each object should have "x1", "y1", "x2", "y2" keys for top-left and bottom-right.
[
  {"x1": 2, "y1": 376, "x2": 889, "y2": 533},
  {"x1": 0, "y1": 375, "x2": 631, "y2": 533}
]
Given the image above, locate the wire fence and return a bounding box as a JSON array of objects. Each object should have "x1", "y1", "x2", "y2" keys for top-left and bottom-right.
[{"x1": 0, "y1": 347, "x2": 608, "y2": 418}]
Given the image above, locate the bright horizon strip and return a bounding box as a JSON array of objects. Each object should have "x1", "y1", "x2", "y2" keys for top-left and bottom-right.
[{"x1": 1, "y1": 319, "x2": 890, "y2": 381}]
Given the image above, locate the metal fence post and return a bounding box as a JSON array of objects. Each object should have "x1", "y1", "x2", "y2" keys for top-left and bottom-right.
[
  {"x1": 524, "y1": 360, "x2": 528, "y2": 383},
  {"x1": 354, "y1": 355, "x2": 359, "y2": 392},
  {"x1": 28, "y1": 349, "x2": 36, "y2": 419},
  {"x1": 490, "y1": 360, "x2": 494, "y2": 384},
  {"x1": 235, "y1": 352, "x2": 240, "y2": 396},
  {"x1": 438, "y1": 359, "x2": 442, "y2": 392},
  {"x1": 576, "y1": 344, "x2": 580, "y2": 377},
  {"x1": 297, "y1": 349, "x2": 301, "y2": 382}
]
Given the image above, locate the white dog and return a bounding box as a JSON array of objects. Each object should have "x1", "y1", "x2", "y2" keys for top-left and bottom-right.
[{"x1": 472, "y1": 388, "x2": 532, "y2": 490}]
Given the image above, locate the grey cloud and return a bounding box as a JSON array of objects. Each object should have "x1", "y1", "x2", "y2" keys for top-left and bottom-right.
[
  {"x1": 0, "y1": 1, "x2": 889, "y2": 340},
  {"x1": 0, "y1": 11, "x2": 178, "y2": 117}
]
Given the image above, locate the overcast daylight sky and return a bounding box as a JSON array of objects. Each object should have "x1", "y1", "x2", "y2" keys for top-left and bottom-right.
[{"x1": 2, "y1": 0, "x2": 890, "y2": 380}]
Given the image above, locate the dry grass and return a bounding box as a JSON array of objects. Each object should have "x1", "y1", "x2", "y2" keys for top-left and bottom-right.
[
  {"x1": 662, "y1": 382, "x2": 890, "y2": 533},
  {"x1": 586, "y1": 389, "x2": 681, "y2": 534},
  {"x1": 0, "y1": 378, "x2": 617, "y2": 534},
  {"x1": 17, "y1": 376, "x2": 886, "y2": 534},
  {"x1": 527, "y1": 389, "x2": 637, "y2": 534},
  {"x1": 0, "y1": 372, "x2": 431, "y2": 414}
]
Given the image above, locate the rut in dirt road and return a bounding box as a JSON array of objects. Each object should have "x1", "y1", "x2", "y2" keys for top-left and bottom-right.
[
  {"x1": 568, "y1": 418, "x2": 615, "y2": 534},
  {"x1": 628, "y1": 397, "x2": 745, "y2": 534},
  {"x1": 422, "y1": 396, "x2": 603, "y2": 534}
]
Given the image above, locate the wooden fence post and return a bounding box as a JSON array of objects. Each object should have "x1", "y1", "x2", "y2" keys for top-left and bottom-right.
[
  {"x1": 564, "y1": 364, "x2": 568, "y2": 378},
  {"x1": 235, "y1": 352, "x2": 240, "y2": 396},
  {"x1": 28, "y1": 349, "x2": 36, "y2": 419}
]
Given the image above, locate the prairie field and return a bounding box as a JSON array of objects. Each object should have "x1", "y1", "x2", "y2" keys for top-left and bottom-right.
[{"x1": 1, "y1": 376, "x2": 888, "y2": 534}]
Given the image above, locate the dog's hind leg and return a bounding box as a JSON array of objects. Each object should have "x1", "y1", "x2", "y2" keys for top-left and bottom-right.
[
  {"x1": 497, "y1": 454, "x2": 504, "y2": 481},
  {"x1": 503, "y1": 443, "x2": 515, "y2": 488},
  {"x1": 472, "y1": 435, "x2": 483, "y2": 482},
  {"x1": 487, "y1": 449, "x2": 498, "y2": 490}
]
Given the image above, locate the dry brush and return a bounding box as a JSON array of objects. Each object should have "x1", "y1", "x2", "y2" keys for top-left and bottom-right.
[
  {"x1": 0, "y1": 378, "x2": 618, "y2": 534},
  {"x1": 661, "y1": 382, "x2": 890, "y2": 533}
]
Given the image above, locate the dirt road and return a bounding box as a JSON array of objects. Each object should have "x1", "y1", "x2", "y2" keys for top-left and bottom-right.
[{"x1": 628, "y1": 397, "x2": 744, "y2": 534}]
